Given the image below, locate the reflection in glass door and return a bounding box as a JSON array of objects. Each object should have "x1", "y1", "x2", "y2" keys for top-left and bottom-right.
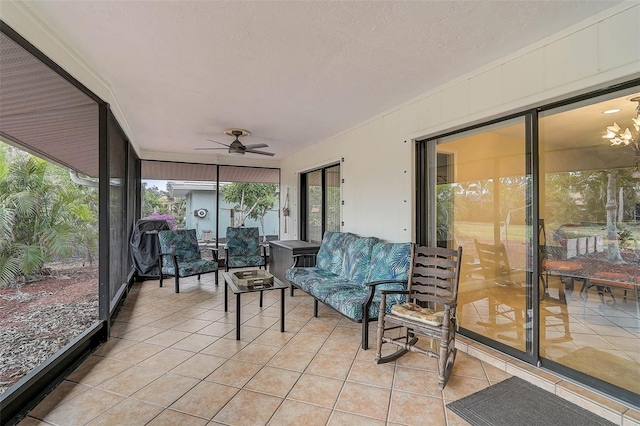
[
  {"x1": 432, "y1": 117, "x2": 533, "y2": 353},
  {"x1": 539, "y1": 89, "x2": 640, "y2": 397}
]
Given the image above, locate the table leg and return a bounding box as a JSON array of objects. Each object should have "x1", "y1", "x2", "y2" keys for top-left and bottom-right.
[
  {"x1": 280, "y1": 287, "x2": 285, "y2": 332},
  {"x1": 236, "y1": 293, "x2": 241, "y2": 340},
  {"x1": 259, "y1": 290, "x2": 263, "y2": 307},
  {"x1": 224, "y1": 280, "x2": 228, "y2": 312}
]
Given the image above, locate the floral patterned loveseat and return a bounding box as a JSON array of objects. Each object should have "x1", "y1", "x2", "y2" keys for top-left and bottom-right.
[{"x1": 286, "y1": 232, "x2": 411, "y2": 349}]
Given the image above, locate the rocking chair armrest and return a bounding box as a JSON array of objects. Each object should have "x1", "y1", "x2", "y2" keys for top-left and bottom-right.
[{"x1": 379, "y1": 289, "x2": 411, "y2": 295}]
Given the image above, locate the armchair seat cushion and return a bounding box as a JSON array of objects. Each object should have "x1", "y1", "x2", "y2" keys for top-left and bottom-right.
[
  {"x1": 391, "y1": 303, "x2": 444, "y2": 326},
  {"x1": 162, "y1": 259, "x2": 218, "y2": 278}
]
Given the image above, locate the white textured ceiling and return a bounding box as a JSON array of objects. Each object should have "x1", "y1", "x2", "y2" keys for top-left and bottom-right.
[{"x1": 20, "y1": 0, "x2": 622, "y2": 162}]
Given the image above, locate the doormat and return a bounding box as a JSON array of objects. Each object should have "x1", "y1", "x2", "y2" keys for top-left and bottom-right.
[{"x1": 447, "y1": 376, "x2": 615, "y2": 426}]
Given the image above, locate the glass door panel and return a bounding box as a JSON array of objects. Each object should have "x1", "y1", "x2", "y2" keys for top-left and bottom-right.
[
  {"x1": 434, "y1": 117, "x2": 532, "y2": 353},
  {"x1": 539, "y1": 88, "x2": 640, "y2": 396}
]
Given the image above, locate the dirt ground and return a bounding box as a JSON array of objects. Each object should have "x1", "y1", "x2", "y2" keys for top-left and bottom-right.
[{"x1": 0, "y1": 262, "x2": 98, "y2": 395}]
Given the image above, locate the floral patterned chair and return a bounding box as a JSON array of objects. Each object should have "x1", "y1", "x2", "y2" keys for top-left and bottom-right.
[
  {"x1": 158, "y1": 229, "x2": 219, "y2": 293},
  {"x1": 224, "y1": 227, "x2": 267, "y2": 272}
]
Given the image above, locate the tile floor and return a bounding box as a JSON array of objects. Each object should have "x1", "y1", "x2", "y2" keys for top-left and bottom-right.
[{"x1": 17, "y1": 271, "x2": 633, "y2": 425}]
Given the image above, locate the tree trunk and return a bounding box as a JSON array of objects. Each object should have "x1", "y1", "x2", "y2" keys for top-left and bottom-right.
[
  {"x1": 618, "y1": 187, "x2": 624, "y2": 223},
  {"x1": 606, "y1": 173, "x2": 623, "y2": 262},
  {"x1": 260, "y1": 216, "x2": 266, "y2": 242}
]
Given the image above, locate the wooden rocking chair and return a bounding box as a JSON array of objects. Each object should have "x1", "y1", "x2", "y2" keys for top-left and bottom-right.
[{"x1": 375, "y1": 245, "x2": 462, "y2": 389}]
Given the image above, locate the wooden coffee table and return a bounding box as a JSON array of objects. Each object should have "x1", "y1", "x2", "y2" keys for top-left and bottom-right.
[{"x1": 223, "y1": 272, "x2": 288, "y2": 340}]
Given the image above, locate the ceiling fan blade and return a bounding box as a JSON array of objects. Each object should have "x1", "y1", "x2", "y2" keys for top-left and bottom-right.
[
  {"x1": 194, "y1": 147, "x2": 228, "y2": 150},
  {"x1": 243, "y1": 143, "x2": 268, "y2": 150},
  {"x1": 245, "y1": 149, "x2": 275, "y2": 156},
  {"x1": 206, "y1": 138, "x2": 230, "y2": 147}
]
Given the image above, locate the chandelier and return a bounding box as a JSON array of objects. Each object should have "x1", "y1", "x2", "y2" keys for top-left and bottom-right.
[
  {"x1": 603, "y1": 96, "x2": 640, "y2": 149},
  {"x1": 603, "y1": 96, "x2": 640, "y2": 177}
]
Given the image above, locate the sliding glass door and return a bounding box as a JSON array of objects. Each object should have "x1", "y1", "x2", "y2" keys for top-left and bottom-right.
[{"x1": 428, "y1": 117, "x2": 534, "y2": 355}]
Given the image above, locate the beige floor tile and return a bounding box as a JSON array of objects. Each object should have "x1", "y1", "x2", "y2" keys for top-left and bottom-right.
[
  {"x1": 120, "y1": 325, "x2": 166, "y2": 342},
  {"x1": 394, "y1": 350, "x2": 439, "y2": 370},
  {"x1": 288, "y1": 373, "x2": 344, "y2": 408},
  {"x1": 147, "y1": 409, "x2": 208, "y2": 426},
  {"x1": 133, "y1": 373, "x2": 200, "y2": 407},
  {"x1": 267, "y1": 347, "x2": 316, "y2": 372},
  {"x1": 109, "y1": 341, "x2": 165, "y2": 364},
  {"x1": 393, "y1": 366, "x2": 443, "y2": 398},
  {"x1": 40, "y1": 387, "x2": 124, "y2": 426},
  {"x1": 213, "y1": 390, "x2": 282, "y2": 425},
  {"x1": 335, "y1": 382, "x2": 391, "y2": 420},
  {"x1": 198, "y1": 321, "x2": 237, "y2": 337},
  {"x1": 92, "y1": 337, "x2": 137, "y2": 357},
  {"x1": 482, "y1": 361, "x2": 512, "y2": 384},
  {"x1": 330, "y1": 326, "x2": 362, "y2": 340},
  {"x1": 270, "y1": 318, "x2": 308, "y2": 334},
  {"x1": 171, "y1": 381, "x2": 239, "y2": 419},
  {"x1": 252, "y1": 329, "x2": 296, "y2": 347},
  {"x1": 66, "y1": 358, "x2": 132, "y2": 386},
  {"x1": 200, "y1": 337, "x2": 248, "y2": 358},
  {"x1": 319, "y1": 337, "x2": 360, "y2": 359},
  {"x1": 245, "y1": 366, "x2": 301, "y2": 397},
  {"x1": 145, "y1": 329, "x2": 192, "y2": 347},
  {"x1": 17, "y1": 417, "x2": 47, "y2": 425},
  {"x1": 96, "y1": 365, "x2": 164, "y2": 396},
  {"x1": 347, "y1": 360, "x2": 395, "y2": 388},
  {"x1": 170, "y1": 353, "x2": 227, "y2": 379},
  {"x1": 388, "y1": 390, "x2": 446, "y2": 425},
  {"x1": 194, "y1": 310, "x2": 228, "y2": 322},
  {"x1": 284, "y1": 333, "x2": 330, "y2": 353},
  {"x1": 139, "y1": 347, "x2": 195, "y2": 371},
  {"x1": 306, "y1": 354, "x2": 353, "y2": 380},
  {"x1": 232, "y1": 342, "x2": 280, "y2": 365},
  {"x1": 442, "y1": 375, "x2": 491, "y2": 402},
  {"x1": 28, "y1": 381, "x2": 92, "y2": 420},
  {"x1": 224, "y1": 325, "x2": 266, "y2": 343},
  {"x1": 205, "y1": 359, "x2": 262, "y2": 387},
  {"x1": 445, "y1": 407, "x2": 472, "y2": 426},
  {"x1": 171, "y1": 333, "x2": 219, "y2": 353},
  {"x1": 327, "y1": 411, "x2": 386, "y2": 425},
  {"x1": 269, "y1": 399, "x2": 332, "y2": 425},
  {"x1": 298, "y1": 321, "x2": 336, "y2": 338},
  {"x1": 450, "y1": 351, "x2": 487, "y2": 379},
  {"x1": 171, "y1": 318, "x2": 212, "y2": 333},
  {"x1": 86, "y1": 397, "x2": 164, "y2": 425},
  {"x1": 243, "y1": 314, "x2": 281, "y2": 329}
]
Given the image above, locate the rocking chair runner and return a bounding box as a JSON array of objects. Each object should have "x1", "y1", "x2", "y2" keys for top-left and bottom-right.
[{"x1": 375, "y1": 245, "x2": 462, "y2": 389}]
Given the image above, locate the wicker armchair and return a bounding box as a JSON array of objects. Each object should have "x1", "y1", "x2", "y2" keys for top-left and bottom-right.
[
  {"x1": 158, "y1": 229, "x2": 219, "y2": 293},
  {"x1": 375, "y1": 245, "x2": 462, "y2": 389}
]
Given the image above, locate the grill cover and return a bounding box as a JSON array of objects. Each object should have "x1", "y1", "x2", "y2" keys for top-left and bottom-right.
[{"x1": 130, "y1": 219, "x2": 171, "y2": 279}]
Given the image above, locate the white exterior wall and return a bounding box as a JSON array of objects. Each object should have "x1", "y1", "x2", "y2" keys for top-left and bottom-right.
[{"x1": 280, "y1": 3, "x2": 640, "y2": 243}]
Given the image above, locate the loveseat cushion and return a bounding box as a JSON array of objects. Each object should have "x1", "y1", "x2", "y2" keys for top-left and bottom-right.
[
  {"x1": 343, "y1": 236, "x2": 379, "y2": 284},
  {"x1": 365, "y1": 242, "x2": 412, "y2": 284},
  {"x1": 315, "y1": 232, "x2": 353, "y2": 276},
  {"x1": 322, "y1": 284, "x2": 406, "y2": 321},
  {"x1": 285, "y1": 267, "x2": 340, "y2": 294}
]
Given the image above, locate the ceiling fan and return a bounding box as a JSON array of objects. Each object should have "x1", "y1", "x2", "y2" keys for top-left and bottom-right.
[{"x1": 195, "y1": 128, "x2": 275, "y2": 156}]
